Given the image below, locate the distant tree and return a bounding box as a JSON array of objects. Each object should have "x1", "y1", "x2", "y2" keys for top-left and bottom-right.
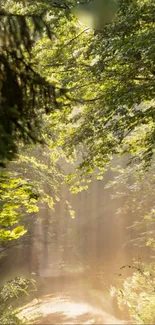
[{"x1": 105, "y1": 156, "x2": 155, "y2": 257}]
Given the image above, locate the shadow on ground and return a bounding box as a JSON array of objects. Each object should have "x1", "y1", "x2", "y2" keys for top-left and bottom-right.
[
  {"x1": 35, "y1": 311, "x2": 98, "y2": 324},
  {"x1": 18, "y1": 290, "x2": 128, "y2": 325}
]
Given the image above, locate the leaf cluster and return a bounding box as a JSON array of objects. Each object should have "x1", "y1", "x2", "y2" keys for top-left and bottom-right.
[
  {"x1": 56, "y1": 0, "x2": 155, "y2": 174},
  {"x1": 0, "y1": 171, "x2": 39, "y2": 242},
  {"x1": 0, "y1": 276, "x2": 35, "y2": 324},
  {"x1": 116, "y1": 263, "x2": 155, "y2": 324}
]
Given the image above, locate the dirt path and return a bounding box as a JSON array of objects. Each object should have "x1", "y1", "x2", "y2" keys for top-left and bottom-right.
[{"x1": 18, "y1": 289, "x2": 128, "y2": 324}]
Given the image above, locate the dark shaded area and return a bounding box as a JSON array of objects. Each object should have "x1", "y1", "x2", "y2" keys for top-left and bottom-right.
[
  {"x1": 35, "y1": 311, "x2": 107, "y2": 324},
  {"x1": 0, "y1": 3, "x2": 67, "y2": 165}
]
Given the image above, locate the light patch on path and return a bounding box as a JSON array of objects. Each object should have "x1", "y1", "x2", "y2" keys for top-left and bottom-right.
[{"x1": 18, "y1": 292, "x2": 126, "y2": 324}]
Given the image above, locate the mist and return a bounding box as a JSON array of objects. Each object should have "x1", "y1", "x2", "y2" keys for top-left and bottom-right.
[{"x1": 0, "y1": 152, "x2": 152, "y2": 324}]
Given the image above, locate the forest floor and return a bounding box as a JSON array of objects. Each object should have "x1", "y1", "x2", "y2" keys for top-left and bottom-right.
[{"x1": 18, "y1": 285, "x2": 129, "y2": 324}]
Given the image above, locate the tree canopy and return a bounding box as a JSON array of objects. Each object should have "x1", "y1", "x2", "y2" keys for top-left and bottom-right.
[
  {"x1": 2, "y1": 0, "x2": 155, "y2": 172},
  {"x1": 1, "y1": 0, "x2": 155, "y2": 238},
  {"x1": 61, "y1": 0, "x2": 155, "y2": 174},
  {"x1": 0, "y1": 0, "x2": 75, "y2": 165},
  {"x1": 1, "y1": 0, "x2": 155, "y2": 323}
]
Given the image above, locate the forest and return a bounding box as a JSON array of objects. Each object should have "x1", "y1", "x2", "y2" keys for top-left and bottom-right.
[{"x1": 0, "y1": 0, "x2": 155, "y2": 324}]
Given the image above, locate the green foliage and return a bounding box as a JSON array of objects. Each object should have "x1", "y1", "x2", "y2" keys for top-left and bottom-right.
[
  {"x1": 0, "y1": 0, "x2": 75, "y2": 165},
  {"x1": 0, "y1": 276, "x2": 35, "y2": 324},
  {"x1": 1, "y1": 3, "x2": 155, "y2": 323},
  {"x1": 1, "y1": 0, "x2": 155, "y2": 174},
  {"x1": 115, "y1": 263, "x2": 155, "y2": 324},
  {"x1": 0, "y1": 171, "x2": 39, "y2": 241},
  {"x1": 57, "y1": 0, "x2": 155, "y2": 175},
  {"x1": 13, "y1": 144, "x2": 65, "y2": 209},
  {"x1": 20, "y1": 0, "x2": 155, "y2": 187}
]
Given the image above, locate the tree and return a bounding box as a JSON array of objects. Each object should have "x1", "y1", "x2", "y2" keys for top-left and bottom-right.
[
  {"x1": 0, "y1": 140, "x2": 67, "y2": 321},
  {"x1": 0, "y1": 0, "x2": 83, "y2": 261},
  {"x1": 103, "y1": 158, "x2": 155, "y2": 262},
  {"x1": 0, "y1": 0, "x2": 80, "y2": 166},
  {"x1": 2, "y1": 0, "x2": 155, "y2": 174},
  {"x1": 59, "y1": 0, "x2": 155, "y2": 175}
]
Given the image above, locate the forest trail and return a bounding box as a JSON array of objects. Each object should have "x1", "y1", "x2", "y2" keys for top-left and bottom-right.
[{"x1": 18, "y1": 287, "x2": 128, "y2": 324}]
